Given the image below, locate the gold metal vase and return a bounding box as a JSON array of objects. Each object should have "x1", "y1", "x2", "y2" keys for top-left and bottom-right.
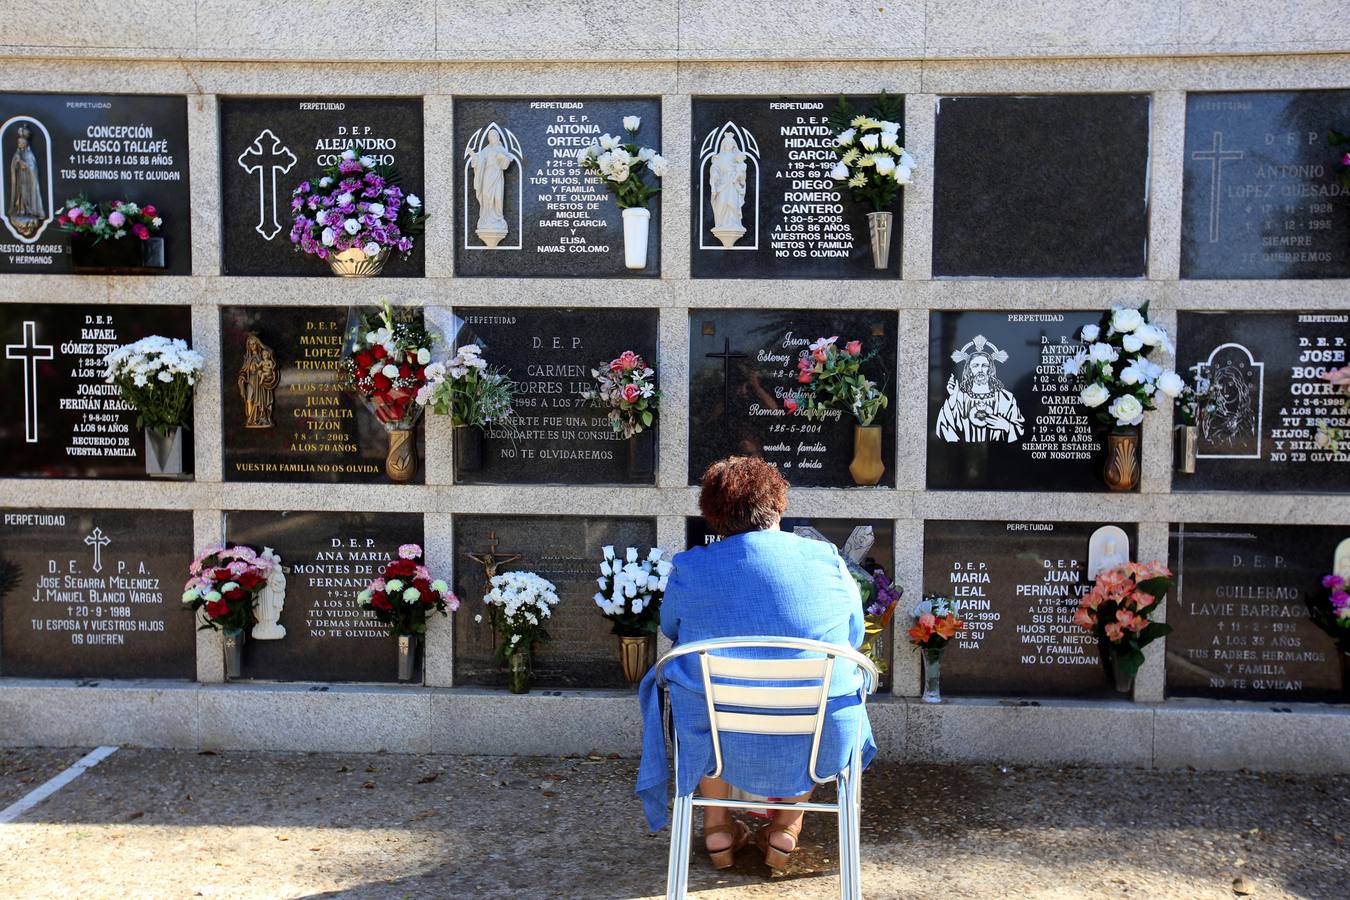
[
  {"x1": 1103, "y1": 428, "x2": 1140, "y2": 492},
  {"x1": 849, "y1": 424, "x2": 885, "y2": 486},
  {"x1": 386, "y1": 428, "x2": 416, "y2": 482},
  {"x1": 328, "y1": 247, "x2": 389, "y2": 278},
  {"x1": 617, "y1": 635, "x2": 655, "y2": 685}
]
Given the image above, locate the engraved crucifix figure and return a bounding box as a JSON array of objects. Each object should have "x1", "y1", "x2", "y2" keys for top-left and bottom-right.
[
  {"x1": 468, "y1": 531, "x2": 522, "y2": 582},
  {"x1": 6, "y1": 319, "x2": 54, "y2": 443}
]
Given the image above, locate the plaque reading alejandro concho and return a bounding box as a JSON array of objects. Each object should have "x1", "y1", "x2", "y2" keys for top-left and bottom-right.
[{"x1": 0, "y1": 92, "x2": 191, "y2": 274}]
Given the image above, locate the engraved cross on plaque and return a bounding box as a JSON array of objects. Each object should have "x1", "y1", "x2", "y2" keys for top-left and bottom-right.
[
  {"x1": 5, "y1": 320, "x2": 54, "y2": 443},
  {"x1": 1192, "y1": 131, "x2": 1245, "y2": 243},
  {"x1": 238, "y1": 129, "x2": 298, "y2": 241},
  {"x1": 84, "y1": 526, "x2": 110, "y2": 574},
  {"x1": 706, "y1": 337, "x2": 748, "y2": 430}
]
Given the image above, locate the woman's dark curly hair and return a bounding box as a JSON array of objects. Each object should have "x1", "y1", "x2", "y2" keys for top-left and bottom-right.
[{"x1": 699, "y1": 456, "x2": 789, "y2": 537}]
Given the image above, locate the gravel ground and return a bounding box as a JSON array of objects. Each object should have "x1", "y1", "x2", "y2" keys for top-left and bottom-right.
[
  {"x1": 0, "y1": 749, "x2": 1345, "y2": 899},
  {"x1": 0, "y1": 747, "x2": 88, "y2": 810}
]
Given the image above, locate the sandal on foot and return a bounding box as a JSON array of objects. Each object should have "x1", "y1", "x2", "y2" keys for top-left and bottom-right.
[
  {"x1": 704, "y1": 819, "x2": 751, "y2": 869},
  {"x1": 755, "y1": 820, "x2": 803, "y2": 870}
]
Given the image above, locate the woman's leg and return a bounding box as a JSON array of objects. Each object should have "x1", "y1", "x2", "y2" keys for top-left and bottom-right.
[
  {"x1": 699, "y1": 776, "x2": 734, "y2": 850},
  {"x1": 767, "y1": 789, "x2": 813, "y2": 851}
]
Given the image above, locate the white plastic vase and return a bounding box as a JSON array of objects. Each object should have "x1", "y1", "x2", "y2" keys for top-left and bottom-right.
[{"x1": 621, "y1": 207, "x2": 650, "y2": 270}]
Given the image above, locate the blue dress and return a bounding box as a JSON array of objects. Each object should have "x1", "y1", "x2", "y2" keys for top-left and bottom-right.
[{"x1": 636, "y1": 529, "x2": 877, "y2": 830}]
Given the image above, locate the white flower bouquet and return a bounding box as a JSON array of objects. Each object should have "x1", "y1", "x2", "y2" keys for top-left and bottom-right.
[
  {"x1": 577, "y1": 116, "x2": 667, "y2": 210},
  {"x1": 1062, "y1": 303, "x2": 1190, "y2": 430},
  {"x1": 102, "y1": 335, "x2": 204, "y2": 435},
  {"x1": 420, "y1": 343, "x2": 517, "y2": 430},
  {"x1": 593, "y1": 545, "x2": 671, "y2": 637},
  {"x1": 480, "y1": 570, "x2": 561, "y2": 660},
  {"x1": 828, "y1": 93, "x2": 915, "y2": 211}
]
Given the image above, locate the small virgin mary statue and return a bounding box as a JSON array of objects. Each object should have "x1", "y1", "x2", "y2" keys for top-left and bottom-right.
[
  {"x1": 709, "y1": 133, "x2": 747, "y2": 248},
  {"x1": 8, "y1": 124, "x2": 45, "y2": 239}
]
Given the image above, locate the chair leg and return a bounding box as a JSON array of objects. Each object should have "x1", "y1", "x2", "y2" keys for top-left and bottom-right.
[
  {"x1": 847, "y1": 752, "x2": 863, "y2": 900},
  {"x1": 835, "y1": 768, "x2": 853, "y2": 900},
  {"x1": 666, "y1": 792, "x2": 693, "y2": 900}
]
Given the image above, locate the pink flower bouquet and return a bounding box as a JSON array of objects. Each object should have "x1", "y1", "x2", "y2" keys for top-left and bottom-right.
[
  {"x1": 583, "y1": 350, "x2": 659, "y2": 439},
  {"x1": 1073, "y1": 561, "x2": 1173, "y2": 680}
]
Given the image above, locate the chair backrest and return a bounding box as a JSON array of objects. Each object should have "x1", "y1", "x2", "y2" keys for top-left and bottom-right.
[{"x1": 654, "y1": 636, "x2": 878, "y2": 784}]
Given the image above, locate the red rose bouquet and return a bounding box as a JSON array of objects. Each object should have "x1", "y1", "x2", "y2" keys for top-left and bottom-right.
[
  {"x1": 357, "y1": 543, "x2": 458, "y2": 638},
  {"x1": 343, "y1": 300, "x2": 437, "y2": 428},
  {"x1": 583, "y1": 349, "x2": 659, "y2": 438},
  {"x1": 182, "y1": 545, "x2": 280, "y2": 633},
  {"x1": 1073, "y1": 561, "x2": 1173, "y2": 681},
  {"x1": 786, "y1": 336, "x2": 888, "y2": 426}
]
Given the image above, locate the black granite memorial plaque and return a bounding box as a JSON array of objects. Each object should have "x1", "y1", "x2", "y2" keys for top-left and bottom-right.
[
  {"x1": 1174, "y1": 312, "x2": 1350, "y2": 493},
  {"x1": 688, "y1": 310, "x2": 898, "y2": 487},
  {"x1": 932, "y1": 94, "x2": 1150, "y2": 277},
  {"x1": 689, "y1": 96, "x2": 900, "y2": 279},
  {"x1": 218, "y1": 97, "x2": 424, "y2": 277},
  {"x1": 225, "y1": 510, "x2": 423, "y2": 683},
  {"x1": 923, "y1": 520, "x2": 1138, "y2": 697},
  {"x1": 927, "y1": 310, "x2": 1110, "y2": 491},
  {"x1": 0, "y1": 507, "x2": 195, "y2": 679},
  {"x1": 0, "y1": 303, "x2": 194, "y2": 479},
  {"x1": 0, "y1": 92, "x2": 191, "y2": 275},
  {"x1": 452, "y1": 97, "x2": 661, "y2": 277},
  {"x1": 451, "y1": 307, "x2": 658, "y2": 484},
  {"x1": 453, "y1": 515, "x2": 658, "y2": 688},
  {"x1": 1168, "y1": 524, "x2": 1343, "y2": 702},
  {"x1": 1181, "y1": 90, "x2": 1350, "y2": 279},
  {"x1": 220, "y1": 306, "x2": 424, "y2": 484}
]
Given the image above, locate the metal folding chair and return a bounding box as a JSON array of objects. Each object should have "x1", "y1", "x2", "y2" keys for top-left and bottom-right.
[{"x1": 652, "y1": 636, "x2": 879, "y2": 900}]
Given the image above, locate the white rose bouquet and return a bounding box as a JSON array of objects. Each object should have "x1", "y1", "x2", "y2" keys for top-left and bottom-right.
[
  {"x1": 102, "y1": 335, "x2": 204, "y2": 436},
  {"x1": 828, "y1": 92, "x2": 915, "y2": 211},
  {"x1": 593, "y1": 545, "x2": 671, "y2": 637},
  {"x1": 480, "y1": 570, "x2": 561, "y2": 660},
  {"x1": 577, "y1": 116, "x2": 666, "y2": 210},
  {"x1": 1062, "y1": 303, "x2": 1190, "y2": 430},
  {"x1": 420, "y1": 342, "x2": 517, "y2": 431}
]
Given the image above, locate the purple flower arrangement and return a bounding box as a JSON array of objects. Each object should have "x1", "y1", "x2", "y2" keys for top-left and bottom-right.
[
  {"x1": 1307, "y1": 573, "x2": 1350, "y2": 655},
  {"x1": 288, "y1": 148, "x2": 426, "y2": 262}
]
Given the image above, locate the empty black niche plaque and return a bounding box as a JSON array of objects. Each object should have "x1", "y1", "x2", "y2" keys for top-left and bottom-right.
[
  {"x1": 924, "y1": 520, "x2": 1138, "y2": 697},
  {"x1": 218, "y1": 97, "x2": 425, "y2": 277},
  {"x1": 225, "y1": 511, "x2": 423, "y2": 683},
  {"x1": 689, "y1": 96, "x2": 900, "y2": 279},
  {"x1": 454, "y1": 515, "x2": 657, "y2": 688},
  {"x1": 1168, "y1": 524, "x2": 1343, "y2": 702},
  {"x1": 452, "y1": 308, "x2": 658, "y2": 484},
  {"x1": 927, "y1": 311, "x2": 1109, "y2": 491},
  {"x1": 1181, "y1": 90, "x2": 1350, "y2": 279},
  {"x1": 1173, "y1": 312, "x2": 1350, "y2": 493},
  {"x1": 0, "y1": 303, "x2": 194, "y2": 479},
  {"x1": 221, "y1": 306, "x2": 423, "y2": 484},
  {"x1": 932, "y1": 95, "x2": 1150, "y2": 277},
  {"x1": 688, "y1": 310, "x2": 898, "y2": 487},
  {"x1": 0, "y1": 92, "x2": 191, "y2": 275},
  {"x1": 0, "y1": 508, "x2": 195, "y2": 679},
  {"x1": 452, "y1": 97, "x2": 661, "y2": 277}
]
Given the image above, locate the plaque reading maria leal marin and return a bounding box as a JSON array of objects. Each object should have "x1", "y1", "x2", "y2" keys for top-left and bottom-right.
[
  {"x1": 453, "y1": 98, "x2": 661, "y2": 277},
  {"x1": 0, "y1": 92, "x2": 191, "y2": 275},
  {"x1": 454, "y1": 515, "x2": 656, "y2": 688},
  {"x1": 0, "y1": 304, "x2": 194, "y2": 479},
  {"x1": 688, "y1": 310, "x2": 898, "y2": 488},
  {"x1": 1182, "y1": 90, "x2": 1350, "y2": 279},
  {"x1": 0, "y1": 508, "x2": 195, "y2": 679},
  {"x1": 225, "y1": 511, "x2": 423, "y2": 682},
  {"x1": 690, "y1": 96, "x2": 900, "y2": 279},
  {"x1": 928, "y1": 311, "x2": 1107, "y2": 492},
  {"x1": 924, "y1": 520, "x2": 1138, "y2": 697},
  {"x1": 1174, "y1": 312, "x2": 1349, "y2": 493},
  {"x1": 220, "y1": 306, "x2": 424, "y2": 484},
  {"x1": 452, "y1": 308, "x2": 658, "y2": 485},
  {"x1": 218, "y1": 97, "x2": 424, "y2": 277},
  {"x1": 1168, "y1": 524, "x2": 1344, "y2": 702}
]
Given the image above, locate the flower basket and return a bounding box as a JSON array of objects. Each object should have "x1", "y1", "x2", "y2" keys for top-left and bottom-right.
[
  {"x1": 327, "y1": 246, "x2": 388, "y2": 278},
  {"x1": 59, "y1": 196, "x2": 166, "y2": 274}
]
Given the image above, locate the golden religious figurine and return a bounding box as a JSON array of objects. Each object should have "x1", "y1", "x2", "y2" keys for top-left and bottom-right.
[
  {"x1": 468, "y1": 532, "x2": 522, "y2": 581},
  {"x1": 238, "y1": 332, "x2": 278, "y2": 428},
  {"x1": 8, "y1": 124, "x2": 45, "y2": 238}
]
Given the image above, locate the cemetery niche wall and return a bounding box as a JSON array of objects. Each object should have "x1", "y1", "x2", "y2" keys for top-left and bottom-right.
[
  {"x1": 927, "y1": 310, "x2": 1109, "y2": 492},
  {"x1": 218, "y1": 97, "x2": 425, "y2": 277},
  {"x1": 453, "y1": 515, "x2": 657, "y2": 689},
  {"x1": 452, "y1": 97, "x2": 661, "y2": 277},
  {"x1": 1181, "y1": 89, "x2": 1350, "y2": 280},
  {"x1": 1168, "y1": 524, "x2": 1345, "y2": 702},
  {"x1": 923, "y1": 519, "x2": 1140, "y2": 697},
  {"x1": 0, "y1": 303, "x2": 195, "y2": 479},
  {"x1": 688, "y1": 309, "x2": 898, "y2": 487},
  {"x1": 1173, "y1": 311, "x2": 1349, "y2": 492},
  {"x1": 689, "y1": 96, "x2": 901, "y2": 279},
  {"x1": 0, "y1": 92, "x2": 191, "y2": 275},
  {"x1": 0, "y1": 508, "x2": 196, "y2": 679}
]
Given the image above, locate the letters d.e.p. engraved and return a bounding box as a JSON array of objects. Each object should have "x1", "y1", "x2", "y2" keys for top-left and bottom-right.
[{"x1": 238, "y1": 332, "x2": 278, "y2": 428}]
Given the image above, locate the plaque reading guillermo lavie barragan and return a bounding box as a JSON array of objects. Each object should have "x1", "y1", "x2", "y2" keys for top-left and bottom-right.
[{"x1": 0, "y1": 92, "x2": 191, "y2": 274}]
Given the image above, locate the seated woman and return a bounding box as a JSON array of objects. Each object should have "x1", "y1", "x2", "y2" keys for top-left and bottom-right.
[{"x1": 636, "y1": 455, "x2": 876, "y2": 870}]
